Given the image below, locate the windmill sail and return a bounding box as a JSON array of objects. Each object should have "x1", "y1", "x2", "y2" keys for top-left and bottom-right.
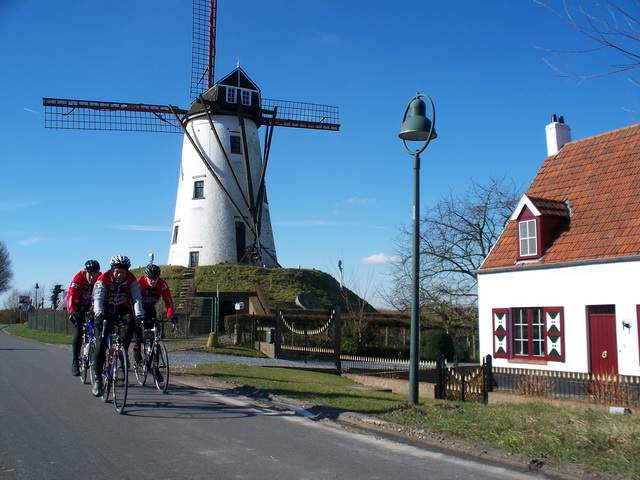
[
  {"x1": 43, "y1": 98, "x2": 186, "y2": 133},
  {"x1": 191, "y1": 0, "x2": 217, "y2": 98},
  {"x1": 43, "y1": 97, "x2": 339, "y2": 132}
]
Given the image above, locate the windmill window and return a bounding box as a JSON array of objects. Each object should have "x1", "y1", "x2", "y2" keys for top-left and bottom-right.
[
  {"x1": 193, "y1": 180, "x2": 204, "y2": 199},
  {"x1": 172, "y1": 226, "x2": 179, "y2": 244},
  {"x1": 230, "y1": 135, "x2": 241, "y2": 154},
  {"x1": 241, "y1": 90, "x2": 251, "y2": 106},
  {"x1": 226, "y1": 87, "x2": 236, "y2": 104},
  {"x1": 518, "y1": 219, "x2": 538, "y2": 257}
]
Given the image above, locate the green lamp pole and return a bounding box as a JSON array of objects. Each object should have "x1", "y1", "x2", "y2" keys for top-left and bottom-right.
[{"x1": 398, "y1": 93, "x2": 437, "y2": 405}]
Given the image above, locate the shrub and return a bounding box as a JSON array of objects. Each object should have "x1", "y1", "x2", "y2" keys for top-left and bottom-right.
[{"x1": 420, "y1": 329, "x2": 455, "y2": 361}]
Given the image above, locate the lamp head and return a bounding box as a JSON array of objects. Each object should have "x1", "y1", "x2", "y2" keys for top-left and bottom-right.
[{"x1": 398, "y1": 97, "x2": 437, "y2": 142}]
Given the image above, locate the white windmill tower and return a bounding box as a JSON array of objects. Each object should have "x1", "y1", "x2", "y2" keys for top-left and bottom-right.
[
  {"x1": 168, "y1": 68, "x2": 279, "y2": 267},
  {"x1": 43, "y1": 0, "x2": 340, "y2": 268}
]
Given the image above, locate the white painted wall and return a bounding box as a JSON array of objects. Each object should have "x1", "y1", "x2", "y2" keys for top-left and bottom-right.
[
  {"x1": 167, "y1": 113, "x2": 278, "y2": 267},
  {"x1": 478, "y1": 260, "x2": 640, "y2": 376}
]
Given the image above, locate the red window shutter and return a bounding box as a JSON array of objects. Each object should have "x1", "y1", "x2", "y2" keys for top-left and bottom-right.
[
  {"x1": 492, "y1": 308, "x2": 509, "y2": 358},
  {"x1": 636, "y1": 305, "x2": 640, "y2": 365},
  {"x1": 544, "y1": 306, "x2": 564, "y2": 362}
]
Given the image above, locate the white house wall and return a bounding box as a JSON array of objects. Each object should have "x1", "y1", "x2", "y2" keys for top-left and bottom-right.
[{"x1": 478, "y1": 260, "x2": 640, "y2": 376}]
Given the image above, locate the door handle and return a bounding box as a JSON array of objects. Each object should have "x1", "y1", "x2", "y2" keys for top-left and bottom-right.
[{"x1": 602, "y1": 350, "x2": 608, "y2": 359}]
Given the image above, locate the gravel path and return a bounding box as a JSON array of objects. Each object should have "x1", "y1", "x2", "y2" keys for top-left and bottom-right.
[{"x1": 169, "y1": 351, "x2": 335, "y2": 369}]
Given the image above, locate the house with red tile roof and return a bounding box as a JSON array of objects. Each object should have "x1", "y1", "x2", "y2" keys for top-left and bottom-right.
[{"x1": 478, "y1": 116, "x2": 640, "y2": 376}]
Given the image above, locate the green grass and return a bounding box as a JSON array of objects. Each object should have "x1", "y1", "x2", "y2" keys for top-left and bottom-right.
[
  {"x1": 130, "y1": 264, "x2": 344, "y2": 310},
  {"x1": 6, "y1": 325, "x2": 640, "y2": 478},
  {"x1": 6, "y1": 323, "x2": 71, "y2": 344},
  {"x1": 195, "y1": 363, "x2": 402, "y2": 413},
  {"x1": 380, "y1": 400, "x2": 640, "y2": 478}
]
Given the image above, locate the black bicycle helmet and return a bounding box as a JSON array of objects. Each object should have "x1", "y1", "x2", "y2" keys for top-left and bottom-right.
[
  {"x1": 85, "y1": 259, "x2": 100, "y2": 273},
  {"x1": 145, "y1": 263, "x2": 161, "y2": 278},
  {"x1": 109, "y1": 255, "x2": 131, "y2": 270}
]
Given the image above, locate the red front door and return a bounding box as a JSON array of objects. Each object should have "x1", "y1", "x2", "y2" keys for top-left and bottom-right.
[{"x1": 588, "y1": 314, "x2": 618, "y2": 375}]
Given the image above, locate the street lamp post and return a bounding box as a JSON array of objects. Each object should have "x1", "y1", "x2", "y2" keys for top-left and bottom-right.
[
  {"x1": 398, "y1": 93, "x2": 437, "y2": 405},
  {"x1": 34, "y1": 283, "x2": 40, "y2": 310}
]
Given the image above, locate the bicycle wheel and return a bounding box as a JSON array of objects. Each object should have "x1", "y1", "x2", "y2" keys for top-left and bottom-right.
[
  {"x1": 101, "y1": 370, "x2": 110, "y2": 403},
  {"x1": 101, "y1": 348, "x2": 113, "y2": 402},
  {"x1": 134, "y1": 340, "x2": 150, "y2": 386},
  {"x1": 80, "y1": 338, "x2": 95, "y2": 385},
  {"x1": 112, "y1": 348, "x2": 128, "y2": 414},
  {"x1": 152, "y1": 341, "x2": 169, "y2": 393}
]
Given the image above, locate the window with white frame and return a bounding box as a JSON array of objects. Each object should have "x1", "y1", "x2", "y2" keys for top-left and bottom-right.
[
  {"x1": 226, "y1": 87, "x2": 236, "y2": 104},
  {"x1": 519, "y1": 219, "x2": 537, "y2": 257},
  {"x1": 492, "y1": 306, "x2": 564, "y2": 362},
  {"x1": 512, "y1": 308, "x2": 545, "y2": 357},
  {"x1": 241, "y1": 90, "x2": 251, "y2": 106}
]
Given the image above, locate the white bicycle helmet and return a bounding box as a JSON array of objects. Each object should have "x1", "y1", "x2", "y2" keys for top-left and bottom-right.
[{"x1": 110, "y1": 255, "x2": 131, "y2": 270}]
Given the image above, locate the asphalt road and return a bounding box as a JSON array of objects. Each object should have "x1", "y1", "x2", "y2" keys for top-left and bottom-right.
[{"x1": 0, "y1": 329, "x2": 542, "y2": 480}]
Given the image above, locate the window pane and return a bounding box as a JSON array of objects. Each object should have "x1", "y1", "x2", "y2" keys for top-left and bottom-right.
[
  {"x1": 230, "y1": 136, "x2": 241, "y2": 154},
  {"x1": 519, "y1": 219, "x2": 537, "y2": 256},
  {"x1": 193, "y1": 180, "x2": 204, "y2": 198},
  {"x1": 241, "y1": 90, "x2": 251, "y2": 106},
  {"x1": 226, "y1": 87, "x2": 236, "y2": 103}
]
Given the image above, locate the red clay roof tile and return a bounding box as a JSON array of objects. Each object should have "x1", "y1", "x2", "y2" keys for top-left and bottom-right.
[{"x1": 481, "y1": 123, "x2": 640, "y2": 270}]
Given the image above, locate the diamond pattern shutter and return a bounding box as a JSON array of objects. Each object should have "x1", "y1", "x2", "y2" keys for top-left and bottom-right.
[
  {"x1": 544, "y1": 306, "x2": 564, "y2": 362},
  {"x1": 492, "y1": 308, "x2": 509, "y2": 358}
]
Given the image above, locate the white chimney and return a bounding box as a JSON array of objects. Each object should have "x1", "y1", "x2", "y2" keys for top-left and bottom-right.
[{"x1": 545, "y1": 114, "x2": 571, "y2": 156}]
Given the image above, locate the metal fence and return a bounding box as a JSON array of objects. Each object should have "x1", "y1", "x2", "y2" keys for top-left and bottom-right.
[
  {"x1": 492, "y1": 366, "x2": 640, "y2": 407},
  {"x1": 26, "y1": 297, "x2": 216, "y2": 340},
  {"x1": 28, "y1": 309, "x2": 73, "y2": 334}
]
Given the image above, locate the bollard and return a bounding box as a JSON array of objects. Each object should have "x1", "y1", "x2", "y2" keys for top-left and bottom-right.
[{"x1": 207, "y1": 332, "x2": 218, "y2": 347}]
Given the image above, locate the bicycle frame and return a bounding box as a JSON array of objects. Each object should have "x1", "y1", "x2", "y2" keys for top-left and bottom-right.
[
  {"x1": 79, "y1": 315, "x2": 95, "y2": 384},
  {"x1": 102, "y1": 318, "x2": 129, "y2": 413}
]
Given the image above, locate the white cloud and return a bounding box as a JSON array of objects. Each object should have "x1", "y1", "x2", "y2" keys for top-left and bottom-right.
[
  {"x1": 112, "y1": 225, "x2": 171, "y2": 232},
  {"x1": 0, "y1": 200, "x2": 38, "y2": 211},
  {"x1": 346, "y1": 197, "x2": 376, "y2": 205},
  {"x1": 361, "y1": 253, "x2": 400, "y2": 265},
  {"x1": 18, "y1": 237, "x2": 43, "y2": 246},
  {"x1": 274, "y1": 220, "x2": 354, "y2": 227}
]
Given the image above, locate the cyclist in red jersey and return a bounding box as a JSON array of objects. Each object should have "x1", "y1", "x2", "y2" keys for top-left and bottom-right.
[
  {"x1": 66, "y1": 259, "x2": 101, "y2": 376},
  {"x1": 133, "y1": 263, "x2": 176, "y2": 365},
  {"x1": 91, "y1": 254, "x2": 144, "y2": 397}
]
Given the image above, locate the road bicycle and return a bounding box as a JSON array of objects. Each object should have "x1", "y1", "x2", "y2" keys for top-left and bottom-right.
[
  {"x1": 134, "y1": 318, "x2": 172, "y2": 393},
  {"x1": 78, "y1": 314, "x2": 95, "y2": 385},
  {"x1": 101, "y1": 318, "x2": 129, "y2": 414}
]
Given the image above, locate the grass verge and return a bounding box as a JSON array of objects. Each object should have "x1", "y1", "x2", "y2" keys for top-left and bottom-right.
[{"x1": 6, "y1": 323, "x2": 71, "y2": 344}]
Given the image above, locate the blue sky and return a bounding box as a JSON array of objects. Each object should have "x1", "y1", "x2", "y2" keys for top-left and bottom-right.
[{"x1": 1, "y1": 0, "x2": 638, "y2": 308}]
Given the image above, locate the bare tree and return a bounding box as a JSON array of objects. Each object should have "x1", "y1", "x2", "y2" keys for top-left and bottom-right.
[
  {"x1": 0, "y1": 241, "x2": 13, "y2": 295},
  {"x1": 535, "y1": 0, "x2": 640, "y2": 80},
  {"x1": 384, "y1": 176, "x2": 520, "y2": 332}
]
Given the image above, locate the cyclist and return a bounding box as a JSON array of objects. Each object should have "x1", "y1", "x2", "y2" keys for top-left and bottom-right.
[
  {"x1": 66, "y1": 259, "x2": 101, "y2": 376},
  {"x1": 134, "y1": 264, "x2": 176, "y2": 369},
  {"x1": 91, "y1": 254, "x2": 144, "y2": 397}
]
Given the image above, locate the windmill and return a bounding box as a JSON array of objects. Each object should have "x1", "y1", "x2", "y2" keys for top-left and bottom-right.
[{"x1": 43, "y1": 0, "x2": 339, "y2": 268}]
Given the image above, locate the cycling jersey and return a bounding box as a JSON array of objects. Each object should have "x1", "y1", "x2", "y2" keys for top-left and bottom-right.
[
  {"x1": 93, "y1": 270, "x2": 144, "y2": 317},
  {"x1": 138, "y1": 276, "x2": 175, "y2": 318},
  {"x1": 66, "y1": 270, "x2": 100, "y2": 313}
]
